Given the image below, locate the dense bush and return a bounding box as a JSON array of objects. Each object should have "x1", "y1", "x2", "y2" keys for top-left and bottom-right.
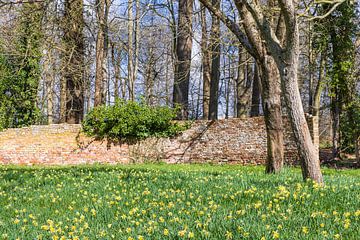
[{"x1": 82, "y1": 100, "x2": 189, "y2": 141}]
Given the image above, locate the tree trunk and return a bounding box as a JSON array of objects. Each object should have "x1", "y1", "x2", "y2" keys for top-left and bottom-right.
[
  {"x1": 127, "y1": 0, "x2": 135, "y2": 100},
  {"x1": 46, "y1": 74, "x2": 54, "y2": 124},
  {"x1": 279, "y1": 48, "x2": 323, "y2": 182},
  {"x1": 208, "y1": 0, "x2": 220, "y2": 120},
  {"x1": 312, "y1": 53, "x2": 325, "y2": 118},
  {"x1": 258, "y1": 56, "x2": 284, "y2": 173},
  {"x1": 173, "y1": 0, "x2": 193, "y2": 119},
  {"x1": 94, "y1": 0, "x2": 106, "y2": 107},
  {"x1": 200, "y1": 5, "x2": 211, "y2": 119},
  {"x1": 111, "y1": 42, "x2": 121, "y2": 99},
  {"x1": 62, "y1": 0, "x2": 85, "y2": 124},
  {"x1": 250, "y1": 63, "x2": 261, "y2": 116},
  {"x1": 236, "y1": 51, "x2": 252, "y2": 118},
  {"x1": 331, "y1": 93, "x2": 341, "y2": 159},
  {"x1": 308, "y1": 21, "x2": 314, "y2": 113},
  {"x1": 134, "y1": 0, "x2": 140, "y2": 89}
]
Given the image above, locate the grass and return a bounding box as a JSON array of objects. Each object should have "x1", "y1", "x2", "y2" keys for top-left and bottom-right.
[{"x1": 0, "y1": 164, "x2": 359, "y2": 239}]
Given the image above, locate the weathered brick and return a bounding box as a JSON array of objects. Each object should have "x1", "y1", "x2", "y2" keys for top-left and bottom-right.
[{"x1": 0, "y1": 117, "x2": 319, "y2": 166}]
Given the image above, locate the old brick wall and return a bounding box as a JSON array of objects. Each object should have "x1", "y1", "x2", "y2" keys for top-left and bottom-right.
[
  {"x1": 0, "y1": 124, "x2": 129, "y2": 165},
  {"x1": 0, "y1": 117, "x2": 313, "y2": 166}
]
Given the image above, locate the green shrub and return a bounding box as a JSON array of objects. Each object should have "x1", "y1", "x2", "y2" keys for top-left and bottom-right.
[{"x1": 82, "y1": 100, "x2": 190, "y2": 142}]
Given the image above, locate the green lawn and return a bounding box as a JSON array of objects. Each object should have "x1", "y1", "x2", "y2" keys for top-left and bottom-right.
[{"x1": 0, "y1": 164, "x2": 359, "y2": 240}]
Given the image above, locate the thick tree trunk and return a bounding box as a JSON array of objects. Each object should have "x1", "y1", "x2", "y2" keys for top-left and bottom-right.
[
  {"x1": 200, "y1": 5, "x2": 211, "y2": 119},
  {"x1": 173, "y1": 0, "x2": 193, "y2": 119},
  {"x1": 250, "y1": 63, "x2": 261, "y2": 116},
  {"x1": 94, "y1": 0, "x2": 106, "y2": 107},
  {"x1": 62, "y1": 0, "x2": 85, "y2": 124},
  {"x1": 279, "y1": 50, "x2": 323, "y2": 182},
  {"x1": 258, "y1": 56, "x2": 284, "y2": 173},
  {"x1": 208, "y1": 0, "x2": 220, "y2": 120}
]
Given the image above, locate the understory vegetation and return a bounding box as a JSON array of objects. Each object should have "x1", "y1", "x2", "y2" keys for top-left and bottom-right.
[
  {"x1": 0, "y1": 165, "x2": 359, "y2": 239},
  {"x1": 82, "y1": 100, "x2": 190, "y2": 142}
]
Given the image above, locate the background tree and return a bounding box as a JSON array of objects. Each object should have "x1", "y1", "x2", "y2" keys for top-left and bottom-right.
[{"x1": 0, "y1": 3, "x2": 44, "y2": 129}]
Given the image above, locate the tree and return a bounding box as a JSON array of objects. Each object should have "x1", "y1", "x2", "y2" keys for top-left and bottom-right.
[
  {"x1": 327, "y1": 0, "x2": 357, "y2": 159},
  {"x1": 199, "y1": 0, "x2": 323, "y2": 182},
  {"x1": 61, "y1": 0, "x2": 85, "y2": 123},
  {"x1": 250, "y1": 63, "x2": 261, "y2": 116},
  {"x1": 208, "y1": 0, "x2": 221, "y2": 120},
  {"x1": 199, "y1": 0, "x2": 285, "y2": 174},
  {"x1": 0, "y1": 3, "x2": 43, "y2": 129},
  {"x1": 94, "y1": 0, "x2": 109, "y2": 106},
  {"x1": 173, "y1": 0, "x2": 193, "y2": 119},
  {"x1": 200, "y1": 5, "x2": 211, "y2": 119}
]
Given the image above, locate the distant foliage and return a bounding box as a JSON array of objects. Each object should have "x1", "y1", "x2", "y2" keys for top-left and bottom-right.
[{"x1": 82, "y1": 100, "x2": 190, "y2": 141}]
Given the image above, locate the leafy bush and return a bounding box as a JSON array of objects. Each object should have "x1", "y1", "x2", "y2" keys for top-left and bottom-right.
[{"x1": 82, "y1": 100, "x2": 190, "y2": 141}]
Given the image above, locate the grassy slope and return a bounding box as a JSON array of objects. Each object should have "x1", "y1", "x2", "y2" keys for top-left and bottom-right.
[{"x1": 0, "y1": 164, "x2": 359, "y2": 239}]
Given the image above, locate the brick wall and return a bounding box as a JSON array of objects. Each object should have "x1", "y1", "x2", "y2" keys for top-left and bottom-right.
[{"x1": 0, "y1": 117, "x2": 317, "y2": 166}]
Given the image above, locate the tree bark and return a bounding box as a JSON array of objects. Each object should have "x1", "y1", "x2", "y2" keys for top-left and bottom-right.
[
  {"x1": 208, "y1": 0, "x2": 220, "y2": 120},
  {"x1": 277, "y1": 23, "x2": 323, "y2": 182},
  {"x1": 173, "y1": 0, "x2": 193, "y2": 119},
  {"x1": 258, "y1": 56, "x2": 284, "y2": 173},
  {"x1": 236, "y1": 51, "x2": 252, "y2": 118},
  {"x1": 250, "y1": 63, "x2": 261, "y2": 116},
  {"x1": 312, "y1": 53, "x2": 325, "y2": 119},
  {"x1": 128, "y1": 0, "x2": 135, "y2": 100},
  {"x1": 201, "y1": 5, "x2": 211, "y2": 119},
  {"x1": 94, "y1": 0, "x2": 106, "y2": 107},
  {"x1": 62, "y1": 0, "x2": 85, "y2": 124},
  {"x1": 111, "y1": 42, "x2": 121, "y2": 99}
]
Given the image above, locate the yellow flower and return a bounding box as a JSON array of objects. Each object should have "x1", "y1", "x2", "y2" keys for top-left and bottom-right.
[
  {"x1": 14, "y1": 219, "x2": 20, "y2": 224},
  {"x1": 334, "y1": 234, "x2": 341, "y2": 239},
  {"x1": 302, "y1": 227, "x2": 308, "y2": 234},
  {"x1": 178, "y1": 230, "x2": 186, "y2": 237},
  {"x1": 41, "y1": 225, "x2": 49, "y2": 231},
  {"x1": 272, "y1": 231, "x2": 280, "y2": 239},
  {"x1": 225, "y1": 231, "x2": 233, "y2": 239},
  {"x1": 138, "y1": 236, "x2": 144, "y2": 240},
  {"x1": 188, "y1": 232, "x2": 194, "y2": 238},
  {"x1": 163, "y1": 228, "x2": 169, "y2": 236}
]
